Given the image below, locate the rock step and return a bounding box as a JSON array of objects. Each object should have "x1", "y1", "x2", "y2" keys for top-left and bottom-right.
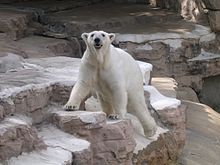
[
  {"x1": 50, "y1": 110, "x2": 135, "y2": 165},
  {"x1": 144, "y1": 84, "x2": 186, "y2": 151},
  {"x1": 52, "y1": 110, "x2": 107, "y2": 134},
  {"x1": 6, "y1": 147, "x2": 73, "y2": 165},
  {"x1": 39, "y1": 2, "x2": 181, "y2": 37},
  {"x1": 0, "y1": 114, "x2": 44, "y2": 160},
  {"x1": 178, "y1": 101, "x2": 220, "y2": 165},
  {"x1": 0, "y1": 57, "x2": 151, "y2": 122},
  {"x1": 49, "y1": 107, "x2": 184, "y2": 164},
  {"x1": 133, "y1": 126, "x2": 179, "y2": 164},
  {"x1": 0, "y1": 7, "x2": 37, "y2": 40},
  {"x1": 38, "y1": 125, "x2": 92, "y2": 165},
  {"x1": 151, "y1": 77, "x2": 178, "y2": 98},
  {"x1": 0, "y1": 35, "x2": 80, "y2": 58},
  {"x1": 2, "y1": 121, "x2": 92, "y2": 164}
]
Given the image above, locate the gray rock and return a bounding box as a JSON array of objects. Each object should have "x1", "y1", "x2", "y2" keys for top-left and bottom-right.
[
  {"x1": 6, "y1": 147, "x2": 72, "y2": 165},
  {"x1": 0, "y1": 115, "x2": 45, "y2": 160},
  {"x1": 0, "y1": 56, "x2": 186, "y2": 164},
  {"x1": 38, "y1": 125, "x2": 92, "y2": 165},
  {"x1": 208, "y1": 11, "x2": 220, "y2": 32},
  {"x1": 0, "y1": 8, "x2": 36, "y2": 40},
  {"x1": 52, "y1": 111, "x2": 107, "y2": 134},
  {"x1": 133, "y1": 127, "x2": 179, "y2": 164},
  {"x1": 0, "y1": 105, "x2": 3, "y2": 120},
  {"x1": 0, "y1": 53, "x2": 24, "y2": 73},
  {"x1": 178, "y1": 101, "x2": 220, "y2": 165},
  {"x1": 51, "y1": 110, "x2": 135, "y2": 164},
  {"x1": 203, "y1": 0, "x2": 220, "y2": 10}
]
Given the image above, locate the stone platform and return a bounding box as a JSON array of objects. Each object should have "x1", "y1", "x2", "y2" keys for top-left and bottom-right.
[{"x1": 0, "y1": 57, "x2": 185, "y2": 165}]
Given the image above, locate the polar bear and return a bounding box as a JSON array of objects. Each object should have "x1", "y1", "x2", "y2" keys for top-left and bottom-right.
[{"x1": 64, "y1": 31, "x2": 157, "y2": 137}]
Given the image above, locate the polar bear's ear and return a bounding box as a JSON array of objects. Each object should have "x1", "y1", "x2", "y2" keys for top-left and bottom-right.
[
  {"x1": 81, "y1": 33, "x2": 89, "y2": 43},
  {"x1": 109, "y1": 33, "x2": 115, "y2": 43}
]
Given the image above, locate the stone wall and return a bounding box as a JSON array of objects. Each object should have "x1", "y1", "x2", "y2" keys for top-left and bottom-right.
[
  {"x1": 203, "y1": 0, "x2": 220, "y2": 32},
  {"x1": 150, "y1": 0, "x2": 220, "y2": 32},
  {"x1": 200, "y1": 75, "x2": 220, "y2": 113},
  {"x1": 150, "y1": 0, "x2": 207, "y2": 22}
]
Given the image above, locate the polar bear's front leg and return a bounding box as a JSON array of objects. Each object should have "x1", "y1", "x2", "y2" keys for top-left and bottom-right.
[
  {"x1": 111, "y1": 87, "x2": 128, "y2": 119},
  {"x1": 98, "y1": 94, "x2": 114, "y2": 116},
  {"x1": 64, "y1": 80, "x2": 91, "y2": 111}
]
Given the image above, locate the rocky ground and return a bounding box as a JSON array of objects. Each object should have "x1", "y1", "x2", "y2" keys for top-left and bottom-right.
[
  {"x1": 0, "y1": 56, "x2": 186, "y2": 164},
  {"x1": 0, "y1": 0, "x2": 220, "y2": 165},
  {"x1": 177, "y1": 100, "x2": 220, "y2": 165}
]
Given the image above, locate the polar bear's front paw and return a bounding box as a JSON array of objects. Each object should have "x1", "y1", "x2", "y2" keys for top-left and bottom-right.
[
  {"x1": 64, "y1": 103, "x2": 79, "y2": 111},
  {"x1": 108, "y1": 114, "x2": 120, "y2": 120},
  {"x1": 145, "y1": 126, "x2": 157, "y2": 138}
]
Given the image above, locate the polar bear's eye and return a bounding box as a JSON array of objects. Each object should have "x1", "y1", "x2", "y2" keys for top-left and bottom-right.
[
  {"x1": 91, "y1": 34, "x2": 94, "y2": 37},
  {"x1": 102, "y1": 34, "x2": 105, "y2": 37}
]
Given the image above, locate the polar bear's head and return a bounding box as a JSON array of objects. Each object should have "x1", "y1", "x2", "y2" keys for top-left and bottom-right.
[{"x1": 81, "y1": 31, "x2": 115, "y2": 51}]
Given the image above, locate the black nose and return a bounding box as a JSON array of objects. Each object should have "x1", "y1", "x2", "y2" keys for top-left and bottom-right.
[{"x1": 94, "y1": 38, "x2": 100, "y2": 44}]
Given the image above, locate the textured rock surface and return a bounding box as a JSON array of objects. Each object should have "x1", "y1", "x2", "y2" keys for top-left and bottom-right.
[
  {"x1": 178, "y1": 101, "x2": 220, "y2": 165},
  {"x1": 151, "y1": 77, "x2": 178, "y2": 98},
  {"x1": 6, "y1": 147, "x2": 73, "y2": 165},
  {"x1": 203, "y1": 0, "x2": 220, "y2": 32},
  {"x1": 203, "y1": 0, "x2": 220, "y2": 9},
  {"x1": 0, "y1": 53, "x2": 24, "y2": 73},
  {"x1": 0, "y1": 57, "x2": 80, "y2": 123},
  {"x1": 0, "y1": 8, "x2": 36, "y2": 40},
  {"x1": 1, "y1": 57, "x2": 184, "y2": 164},
  {"x1": 115, "y1": 24, "x2": 220, "y2": 95},
  {"x1": 51, "y1": 110, "x2": 135, "y2": 165},
  {"x1": 144, "y1": 85, "x2": 186, "y2": 151},
  {"x1": 0, "y1": 115, "x2": 45, "y2": 160},
  {"x1": 85, "y1": 82, "x2": 186, "y2": 164},
  {"x1": 177, "y1": 86, "x2": 200, "y2": 102},
  {"x1": 208, "y1": 11, "x2": 220, "y2": 32},
  {"x1": 200, "y1": 75, "x2": 220, "y2": 113},
  {"x1": 0, "y1": 35, "x2": 79, "y2": 58},
  {"x1": 39, "y1": 2, "x2": 181, "y2": 37},
  {"x1": 52, "y1": 111, "x2": 107, "y2": 135},
  {"x1": 38, "y1": 125, "x2": 92, "y2": 165},
  {"x1": 0, "y1": 53, "x2": 184, "y2": 164},
  {"x1": 133, "y1": 128, "x2": 179, "y2": 165}
]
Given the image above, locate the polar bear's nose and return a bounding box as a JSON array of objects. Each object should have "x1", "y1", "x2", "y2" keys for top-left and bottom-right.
[{"x1": 94, "y1": 38, "x2": 100, "y2": 44}]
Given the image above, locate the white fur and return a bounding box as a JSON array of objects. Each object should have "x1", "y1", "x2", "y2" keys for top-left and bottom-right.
[{"x1": 65, "y1": 31, "x2": 157, "y2": 137}]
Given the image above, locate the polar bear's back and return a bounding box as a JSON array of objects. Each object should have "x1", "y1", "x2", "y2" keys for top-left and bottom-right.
[{"x1": 112, "y1": 46, "x2": 144, "y2": 87}]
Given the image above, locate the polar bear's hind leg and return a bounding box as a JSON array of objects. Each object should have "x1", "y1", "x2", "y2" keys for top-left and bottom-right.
[{"x1": 128, "y1": 93, "x2": 157, "y2": 137}]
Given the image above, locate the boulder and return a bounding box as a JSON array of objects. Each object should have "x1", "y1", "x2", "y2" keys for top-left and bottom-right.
[
  {"x1": 0, "y1": 53, "x2": 24, "y2": 73},
  {"x1": 133, "y1": 128, "x2": 179, "y2": 165},
  {"x1": 52, "y1": 111, "x2": 107, "y2": 134},
  {"x1": 0, "y1": 8, "x2": 36, "y2": 40},
  {"x1": 115, "y1": 23, "x2": 220, "y2": 95},
  {"x1": 144, "y1": 85, "x2": 186, "y2": 151},
  {"x1": 203, "y1": 0, "x2": 220, "y2": 10},
  {"x1": 177, "y1": 87, "x2": 199, "y2": 102},
  {"x1": 51, "y1": 110, "x2": 135, "y2": 165},
  {"x1": 6, "y1": 147, "x2": 73, "y2": 165},
  {"x1": 178, "y1": 101, "x2": 220, "y2": 164},
  {"x1": 0, "y1": 105, "x2": 3, "y2": 120},
  {"x1": 0, "y1": 115, "x2": 45, "y2": 160},
  {"x1": 38, "y1": 125, "x2": 92, "y2": 165},
  {"x1": 208, "y1": 11, "x2": 220, "y2": 32}
]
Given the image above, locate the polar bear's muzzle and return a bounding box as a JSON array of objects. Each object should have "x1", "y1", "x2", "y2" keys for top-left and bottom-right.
[
  {"x1": 94, "y1": 44, "x2": 103, "y2": 49},
  {"x1": 94, "y1": 37, "x2": 103, "y2": 49}
]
